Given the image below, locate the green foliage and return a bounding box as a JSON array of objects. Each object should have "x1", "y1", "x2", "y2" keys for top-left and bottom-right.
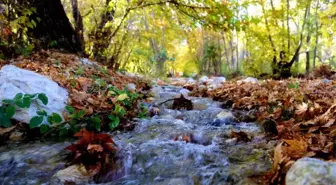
[
  {"x1": 287, "y1": 81, "x2": 300, "y2": 89},
  {"x1": 0, "y1": 105, "x2": 16, "y2": 128},
  {"x1": 0, "y1": 4, "x2": 37, "y2": 58},
  {"x1": 0, "y1": 93, "x2": 61, "y2": 130},
  {"x1": 108, "y1": 115, "x2": 120, "y2": 130},
  {"x1": 137, "y1": 103, "x2": 149, "y2": 119}
]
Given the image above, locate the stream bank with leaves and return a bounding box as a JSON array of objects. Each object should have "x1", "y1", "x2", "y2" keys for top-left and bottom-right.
[{"x1": 0, "y1": 85, "x2": 273, "y2": 185}]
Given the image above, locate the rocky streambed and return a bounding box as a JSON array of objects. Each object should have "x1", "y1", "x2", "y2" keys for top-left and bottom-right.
[{"x1": 0, "y1": 85, "x2": 273, "y2": 185}]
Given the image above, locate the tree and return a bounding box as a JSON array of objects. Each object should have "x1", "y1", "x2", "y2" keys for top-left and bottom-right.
[
  {"x1": 27, "y1": 0, "x2": 83, "y2": 53},
  {"x1": 70, "y1": 0, "x2": 84, "y2": 50},
  {"x1": 262, "y1": 0, "x2": 311, "y2": 78}
]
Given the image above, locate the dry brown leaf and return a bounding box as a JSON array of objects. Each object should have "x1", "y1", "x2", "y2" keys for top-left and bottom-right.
[
  {"x1": 295, "y1": 102, "x2": 308, "y2": 115},
  {"x1": 0, "y1": 126, "x2": 16, "y2": 135},
  {"x1": 273, "y1": 142, "x2": 284, "y2": 171},
  {"x1": 87, "y1": 144, "x2": 104, "y2": 153},
  {"x1": 322, "y1": 118, "x2": 335, "y2": 128}
]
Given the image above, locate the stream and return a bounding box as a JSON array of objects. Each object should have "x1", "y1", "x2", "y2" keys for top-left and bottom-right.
[{"x1": 0, "y1": 85, "x2": 273, "y2": 185}]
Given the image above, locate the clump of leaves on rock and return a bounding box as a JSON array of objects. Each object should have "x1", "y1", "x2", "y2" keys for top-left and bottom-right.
[{"x1": 65, "y1": 129, "x2": 117, "y2": 181}]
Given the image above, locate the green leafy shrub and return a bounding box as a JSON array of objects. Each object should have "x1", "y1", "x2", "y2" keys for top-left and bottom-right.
[{"x1": 0, "y1": 93, "x2": 50, "y2": 127}]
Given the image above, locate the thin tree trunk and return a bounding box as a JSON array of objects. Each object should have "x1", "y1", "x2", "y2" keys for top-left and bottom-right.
[
  {"x1": 236, "y1": 30, "x2": 239, "y2": 71},
  {"x1": 229, "y1": 33, "x2": 235, "y2": 70},
  {"x1": 217, "y1": 37, "x2": 222, "y2": 75},
  {"x1": 222, "y1": 32, "x2": 230, "y2": 69},
  {"x1": 313, "y1": 0, "x2": 320, "y2": 69},
  {"x1": 262, "y1": 1, "x2": 277, "y2": 57},
  {"x1": 281, "y1": 1, "x2": 286, "y2": 49},
  {"x1": 287, "y1": 0, "x2": 290, "y2": 53},
  {"x1": 70, "y1": 0, "x2": 84, "y2": 51},
  {"x1": 286, "y1": 0, "x2": 311, "y2": 67},
  {"x1": 305, "y1": 3, "x2": 311, "y2": 75}
]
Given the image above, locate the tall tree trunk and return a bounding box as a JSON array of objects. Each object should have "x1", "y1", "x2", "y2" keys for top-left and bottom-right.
[
  {"x1": 313, "y1": 0, "x2": 320, "y2": 69},
  {"x1": 229, "y1": 33, "x2": 235, "y2": 70},
  {"x1": 305, "y1": 3, "x2": 311, "y2": 75},
  {"x1": 70, "y1": 0, "x2": 84, "y2": 51},
  {"x1": 236, "y1": 30, "x2": 239, "y2": 71},
  {"x1": 222, "y1": 32, "x2": 230, "y2": 68},
  {"x1": 286, "y1": 0, "x2": 290, "y2": 53},
  {"x1": 28, "y1": 0, "x2": 82, "y2": 53},
  {"x1": 217, "y1": 37, "x2": 222, "y2": 75},
  {"x1": 92, "y1": 0, "x2": 115, "y2": 60}
]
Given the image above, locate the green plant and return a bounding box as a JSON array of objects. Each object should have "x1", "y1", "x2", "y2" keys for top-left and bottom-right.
[
  {"x1": 108, "y1": 115, "x2": 120, "y2": 130},
  {"x1": 64, "y1": 106, "x2": 102, "y2": 133},
  {"x1": 75, "y1": 67, "x2": 85, "y2": 76},
  {"x1": 287, "y1": 81, "x2": 300, "y2": 89},
  {"x1": 137, "y1": 103, "x2": 149, "y2": 118},
  {"x1": 94, "y1": 78, "x2": 107, "y2": 88},
  {"x1": 0, "y1": 93, "x2": 48, "y2": 127},
  {"x1": 30, "y1": 110, "x2": 62, "y2": 133}
]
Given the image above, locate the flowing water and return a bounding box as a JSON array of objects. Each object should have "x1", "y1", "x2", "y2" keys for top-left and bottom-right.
[{"x1": 0, "y1": 86, "x2": 273, "y2": 185}]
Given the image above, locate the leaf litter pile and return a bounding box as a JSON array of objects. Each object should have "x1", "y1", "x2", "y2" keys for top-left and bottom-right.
[
  {"x1": 65, "y1": 129, "x2": 120, "y2": 183},
  {"x1": 0, "y1": 50, "x2": 151, "y2": 132},
  {"x1": 188, "y1": 78, "x2": 336, "y2": 184}
]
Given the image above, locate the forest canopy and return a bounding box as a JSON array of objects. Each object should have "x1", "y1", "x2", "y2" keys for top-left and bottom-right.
[{"x1": 1, "y1": 0, "x2": 336, "y2": 78}]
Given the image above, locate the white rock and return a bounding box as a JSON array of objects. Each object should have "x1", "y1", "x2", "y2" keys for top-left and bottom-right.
[
  {"x1": 51, "y1": 164, "x2": 93, "y2": 185},
  {"x1": 192, "y1": 99, "x2": 211, "y2": 110},
  {"x1": 216, "y1": 111, "x2": 234, "y2": 120},
  {"x1": 126, "y1": 83, "x2": 136, "y2": 92},
  {"x1": 0, "y1": 65, "x2": 68, "y2": 124},
  {"x1": 286, "y1": 157, "x2": 336, "y2": 185},
  {"x1": 151, "y1": 86, "x2": 164, "y2": 98},
  {"x1": 186, "y1": 78, "x2": 196, "y2": 84},
  {"x1": 179, "y1": 89, "x2": 190, "y2": 96},
  {"x1": 199, "y1": 76, "x2": 209, "y2": 83},
  {"x1": 211, "y1": 76, "x2": 226, "y2": 84},
  {"x1": 207, "y1": 82, "x2": 222, "y2": 90},
  {"x1": 241, "y1": 77, "x2": 259, "y2": 84},
  {"x1": 80, "y1": 58, "x2": 95, "y2": 66},
  {"x1": 206, "y1": 77, "x2": 225, "y2": 89},
  {"x1": 125, "y1": 72, "x2": 136, "y2": 78}
]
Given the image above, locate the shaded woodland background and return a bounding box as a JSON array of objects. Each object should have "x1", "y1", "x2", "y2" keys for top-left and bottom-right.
[{"x1": 1, "y1": 0, "x2": 336, "y2": 78}]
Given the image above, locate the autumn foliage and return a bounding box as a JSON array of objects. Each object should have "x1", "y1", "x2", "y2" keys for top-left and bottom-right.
[
  {"x1": 2, "y1": 50, "x2": 150, "y2": 131},
  {"x1": 188, "y1": 79, "x2": 336, "y2": 184},
  {"x1": 65, "y1": 129, "x2": 117, "y2": 176}
]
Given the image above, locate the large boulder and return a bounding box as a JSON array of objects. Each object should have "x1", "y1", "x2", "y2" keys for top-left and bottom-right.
[
  {"x1": 0, "y1": 65, "x2": 68, "y2": 124},
  {"x1": 286, "y1": 157, "x2": 336, "y2": 185}
]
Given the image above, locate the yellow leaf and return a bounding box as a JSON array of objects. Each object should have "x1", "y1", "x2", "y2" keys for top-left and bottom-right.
[
  {"x1": 284, "y1": 139, "x2": 307, "y2": 152},
  {"x1": 117, "y1": 93, "x2": 128, "y2": 101}
]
